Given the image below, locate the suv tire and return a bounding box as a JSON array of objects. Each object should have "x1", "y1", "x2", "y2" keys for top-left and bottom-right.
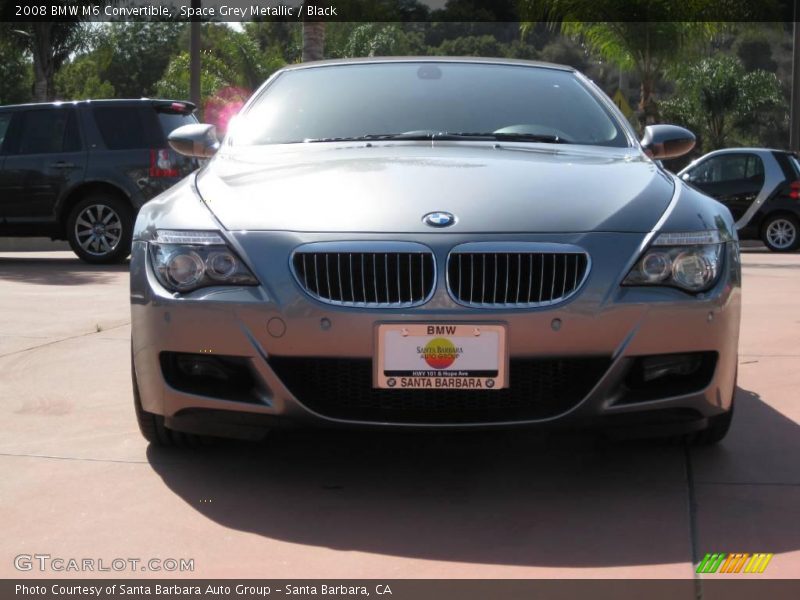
[{"x1": 67, "y1": 193, "x2": 134, "y2": 264}]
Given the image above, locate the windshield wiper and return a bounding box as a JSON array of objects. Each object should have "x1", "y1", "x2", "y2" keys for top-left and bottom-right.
[
  {"x1": 303, "y1": 132, "x2": 435, "y2": 143},
  {"x1": 438, "y1": 132, "x2": 568, "y2": 143},
  {"x1": 301, "y1": 131, "x2": 569, "y2": 144}
]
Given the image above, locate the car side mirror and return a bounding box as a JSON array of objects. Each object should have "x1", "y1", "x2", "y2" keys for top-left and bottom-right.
[
  {"x1": 168, "y1": 123, "x2": 219, "y2": 158},
  {"x1": 641, "y1": 124, "x2": 696, "y2": 160}
]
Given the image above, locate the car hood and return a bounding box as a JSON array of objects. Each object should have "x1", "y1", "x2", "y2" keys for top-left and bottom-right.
[{"x1": 195, "y1": 143, "x2": 674, "y2": 233}]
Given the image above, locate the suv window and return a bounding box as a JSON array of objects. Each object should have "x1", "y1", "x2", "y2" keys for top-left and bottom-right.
[
  {"x1": 787, "y1": 154, "x2": 800, "y2": 177},
  {"x1": 690, "y1": 154, "x2": 765, "y2": 184},
  {"x1": 157, "y1": 111, "x2": 197, "y2": 136},
  {"x1": 14, "y1": 108, "x2": 82, "y2": 155},
  {"x1": 0, "y1": 113, "x2": 11, "y2": 151},
  {"x1": 92, "y1": 106, "x2": 163, "y2": 150}
]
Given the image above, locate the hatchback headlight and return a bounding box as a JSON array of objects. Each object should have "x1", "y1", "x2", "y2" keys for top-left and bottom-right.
[
  {"x1": 149, "y1": 230, "x2": 258, "y2": 293},
  {"x1": 623, "y1": 231, "x2": 724, "y2": 293}
]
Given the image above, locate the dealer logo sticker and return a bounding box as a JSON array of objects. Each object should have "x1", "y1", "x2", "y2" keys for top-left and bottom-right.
[{"x1": 420, "y1": 337, "x2": 462, "y2": 369}]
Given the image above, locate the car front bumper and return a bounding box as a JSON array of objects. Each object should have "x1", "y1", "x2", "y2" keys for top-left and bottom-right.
[{"x1": 130, "y1": 231, "x2": 741, "y2": 439}]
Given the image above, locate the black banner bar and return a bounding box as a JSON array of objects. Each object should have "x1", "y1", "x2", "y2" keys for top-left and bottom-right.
[
  {"x1": 5, "y1": 579, "x2": 800, "y2": 600},
  {"x1": 1, "y1": 0, "x2": 798, "y2": 23}
]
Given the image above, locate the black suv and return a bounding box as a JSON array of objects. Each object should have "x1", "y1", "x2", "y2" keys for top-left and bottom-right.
[{"x1": 0, "y1": 99, "x2": 198, "y2": 263}]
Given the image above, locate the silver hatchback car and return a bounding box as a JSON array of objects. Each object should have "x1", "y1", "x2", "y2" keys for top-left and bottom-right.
[{"x1": 130, "y1": 58, "x2": 741, "y2": 445}]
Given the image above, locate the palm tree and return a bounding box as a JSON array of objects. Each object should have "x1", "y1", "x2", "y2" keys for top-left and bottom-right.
[
  {"x1": 302, "y1": 1, "x2": 325, "y2": 62},
  {"x1": 5, "y1": 23, "x2": 88, "y2": 101},
  {"x1": 518, "y1": 1, "x2": 724, "y2": 127}
]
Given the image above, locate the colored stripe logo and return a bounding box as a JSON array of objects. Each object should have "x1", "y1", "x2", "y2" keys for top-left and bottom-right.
[{"x1": 696, "y1": 553, "x2": 773, "y2": 574}]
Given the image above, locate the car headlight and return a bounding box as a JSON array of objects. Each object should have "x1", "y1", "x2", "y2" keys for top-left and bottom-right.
[
  {"x1": 148, "y1": 230, "x2": 258, "y2": 293},
  {"x1": 622, "y1": 231, "x2": 724, "y2": 293}
]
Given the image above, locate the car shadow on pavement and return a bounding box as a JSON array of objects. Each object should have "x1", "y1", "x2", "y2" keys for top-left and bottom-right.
[
  {"x1": 146, "y1": 386, "x2": 799, "y2": 568},
  {"x1": 0, "y1": 256, "x2": 128, "y2": 285}
]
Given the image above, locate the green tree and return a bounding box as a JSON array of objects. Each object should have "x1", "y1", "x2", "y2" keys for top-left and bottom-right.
[
  {"x1": 55, "y1": 54, "x2": 114, "y2": 100},
  {"x1": 156, "y1": 23, "x2": 285, "y2": 103},
  {"x1": 518, "y1": 1, "x2": 726, "y2": 127},
  {"x1": 660, "y1": 55, "x2": 784, "y2": 151},
  {"x1": 179, "y1": 23, "x2": 281, "y2": 90},
  {"x1": 51, "y1": 22, "x2": 182, "y2": 101},
  {"x1": 155, "y1": 51, "x2": 239, "y2": 101},
  {"x1": 0, "y1": 33, "x2": 32, "y2": 104},
  {"x1": 100, "y1": 22, "x2": 187, "y2": 98},
  {"x1": 432, "y1": 34, "x2": 504, "y2": 57},
  {"x1": 539, "y1": 37, "x2": 586, "y2": 71},
  {"x1": 155, "y1": 26, "x2": 284, "y2": 104},
  {"x1": 733, "y1": 29, "x2": 779, "y2": 73},
  {"x1": 244, "y1": 21, "x2": 302, "y2": 64},
  {"x1": 2, "y1": 22, "x2": 92, "y2": 101},
  {"x1": 337, "y1": 24, "x2": 426, "y2": 57}
]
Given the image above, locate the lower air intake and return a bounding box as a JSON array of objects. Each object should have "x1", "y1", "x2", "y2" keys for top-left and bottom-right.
[{"x1": 269, "y1": 356, "x2": 611, "y2": 424}]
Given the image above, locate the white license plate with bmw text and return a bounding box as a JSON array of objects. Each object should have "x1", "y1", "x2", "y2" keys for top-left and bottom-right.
[{"x1": 375, "y1": 324, "x2": 507, "y2": 390}]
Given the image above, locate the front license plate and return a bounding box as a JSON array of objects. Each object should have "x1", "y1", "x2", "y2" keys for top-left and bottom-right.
[{"x1": 375, "y1": 324, "x2": 507, "y2": 390}]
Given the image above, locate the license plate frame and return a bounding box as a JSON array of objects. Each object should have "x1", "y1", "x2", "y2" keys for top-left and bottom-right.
[{"x1": 374, "y1": 323, "x2": 508, "y2": 390}]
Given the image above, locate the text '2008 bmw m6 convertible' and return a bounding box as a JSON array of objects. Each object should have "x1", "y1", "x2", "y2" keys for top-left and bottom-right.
[{"x1": 130, "y1": 58, "x2": 741, "y2": 446}]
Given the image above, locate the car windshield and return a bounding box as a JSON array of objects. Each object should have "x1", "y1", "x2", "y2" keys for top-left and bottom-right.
[{"x1": 230, "y1": 62, "x2": 629, "y2": 148}]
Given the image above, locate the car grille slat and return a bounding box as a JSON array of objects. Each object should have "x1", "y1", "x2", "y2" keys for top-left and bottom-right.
[
  {"x1": 448, "y1": 250, "x2": 589, "y2": 307},
  {"x1": 301, "y1": 254, "x2": 309, "y2": 291},
  {"x1": 474, "y1": 254, "x2": 478, "y2": 304},
  {"x1": 293, "y1": 248, "x2": 435, "y2": 307},
  {"x1": 538, "y1": 254, "x2": 545, "y2": 303},
  {"x1": 360, "y1": 254, "x2": 367, "y2": 303},
  {"x1": 493, "y1": 254, "x2": 498, "y2": 303},
  {"x1": 419, "y1": 254, "x2": 425, "y2": 303},
  {"x1": 573, "y1": 253, "x2": 579, "y2": 290},
  {"x1": 325, "y1": 254, "x2": 332, "y2": 299}
]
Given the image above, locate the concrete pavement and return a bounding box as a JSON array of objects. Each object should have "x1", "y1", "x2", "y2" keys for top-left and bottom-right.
[{"x1": 0, "y1": 249, "x2": 798, "y2": 583}]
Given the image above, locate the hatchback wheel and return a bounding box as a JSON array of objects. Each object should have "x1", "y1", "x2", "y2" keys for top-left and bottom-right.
[
  {"x1": 67, "y1": 194, "x2": 133, "y2": 264},
  {"x1": 762, "y1": 214, "x2": 800, "y2": 252}
]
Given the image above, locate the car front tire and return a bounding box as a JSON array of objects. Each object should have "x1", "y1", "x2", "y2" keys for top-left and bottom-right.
[
  {"x1": 690, "y1": 400, "x2": 734, "y2": 445},
  {"x1": 132, "y1": 346, "x2": 210, "y2": 447},
  {"x1": 690, "y1": 369, "x2": 736, "y2": 446},
  {"x1": 67, "y1": 193, "x2": 133, "y2": 264},
  {"x1": 761, "y1": 213, "x2": 800, "y2": 252}
]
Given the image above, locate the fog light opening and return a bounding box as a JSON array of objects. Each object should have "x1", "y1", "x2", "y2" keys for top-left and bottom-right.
[
  {"x1": 176, "y1": 355, "x2": 230, "y2": 381},
  {"x1": 618, "y1": 352, "x2": 718, "y2": 405},
  {"x1": 641, "y1": 354, "x2": 703, "y2": 383},
  {"x1": 160, "y1": 352, "x2": 263, "y2": 404}
]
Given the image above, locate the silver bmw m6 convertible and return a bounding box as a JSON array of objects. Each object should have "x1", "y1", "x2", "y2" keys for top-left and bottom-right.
[{"x1": 130, "y1": 58, "x2": 741, "y2": 446}]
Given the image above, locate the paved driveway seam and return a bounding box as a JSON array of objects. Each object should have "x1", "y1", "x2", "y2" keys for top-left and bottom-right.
[{"x1": 0, "y1": 321, "x2": 130, "y2": 359}]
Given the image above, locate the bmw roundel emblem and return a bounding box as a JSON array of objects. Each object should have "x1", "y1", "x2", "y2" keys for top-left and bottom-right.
[{"x1": 423, "y1": 211, "x2": 456, "y2": 228}]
